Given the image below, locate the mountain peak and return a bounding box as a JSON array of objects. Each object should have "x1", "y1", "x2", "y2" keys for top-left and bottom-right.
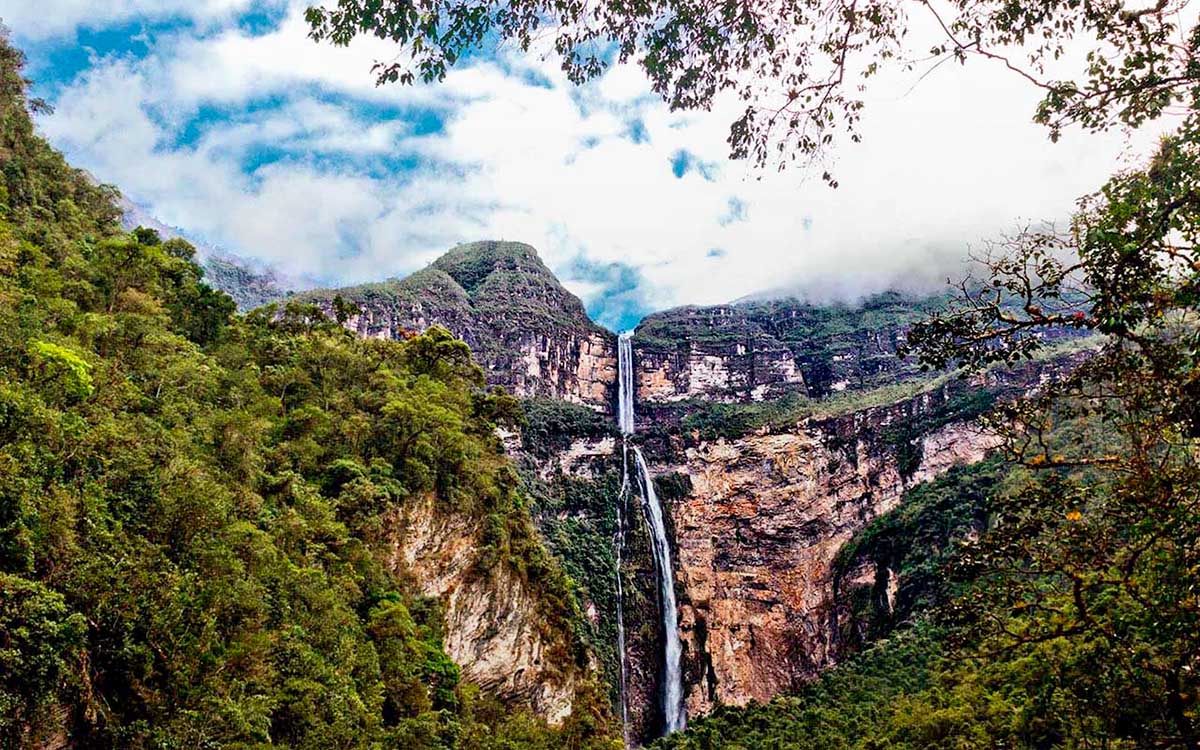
[{"x1": 430, "y1": 240, "x2": 557, "y2": 294}]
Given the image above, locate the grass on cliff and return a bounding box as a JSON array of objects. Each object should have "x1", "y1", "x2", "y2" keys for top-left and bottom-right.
[
  {"x1": 677, "y1": 335, "x2": 1103, "y2": 443},
  {"x1": 676, "y1": 375, "x2": 953, "y2": 441}
]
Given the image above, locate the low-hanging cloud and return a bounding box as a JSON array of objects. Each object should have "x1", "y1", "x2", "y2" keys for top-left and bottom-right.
[{"x1": 11, "y1": 0, "x2": 1168, "y2": 327}]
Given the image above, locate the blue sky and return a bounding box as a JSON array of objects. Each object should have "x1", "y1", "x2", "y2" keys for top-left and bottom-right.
[{"x1": 0, "y1": 0, "x2": 1161, "y2": 330}]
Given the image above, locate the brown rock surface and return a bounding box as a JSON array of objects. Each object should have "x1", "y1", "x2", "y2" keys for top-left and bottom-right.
[
  {"x1": 390, "y1": 494, "x2": 586, "y2": 725},
  {"x1": 670, "y1": 410, "x2": 1001, "y2": 716}
]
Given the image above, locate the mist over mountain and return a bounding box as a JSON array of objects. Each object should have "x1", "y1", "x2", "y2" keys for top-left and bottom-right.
[{"x1": 116, "y1": 196, "x2": 303, "y2": 310}]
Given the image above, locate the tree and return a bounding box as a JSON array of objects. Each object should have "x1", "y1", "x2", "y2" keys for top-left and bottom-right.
[
  {"x1": 305, "y1": 0, "x2": 1198, "y2": 180},
  {"x1": 901, "y1": 128, "x2": 1200, "y2": 748}
]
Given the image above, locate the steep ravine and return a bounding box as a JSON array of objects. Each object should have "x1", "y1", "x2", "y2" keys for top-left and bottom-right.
[
  {"x1": 300, "y1": 241, "x2": 1078, "y2": 743},
  {"x1": 668, "y1": 403, "x2": 1001, "y2": 715}
]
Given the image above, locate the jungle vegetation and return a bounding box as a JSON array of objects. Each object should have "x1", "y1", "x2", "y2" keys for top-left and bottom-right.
[
  {"x1": 305, "y1": 0, "x2": 1200, "y2": 746},
  {"x1": 0, "y1": 34, "x2": 616, "y2": 750}
]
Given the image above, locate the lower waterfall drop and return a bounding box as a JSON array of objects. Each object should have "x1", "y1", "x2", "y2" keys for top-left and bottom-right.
[
  {"x1": 631, "y1": 445, "x2": 686, "y2": 734},
  {"x1": 614, "y1": 451, "x2": 631, "y2": 746},
  {"x1": 615, "y1": 330, "x2": 686, "y2": 738}
]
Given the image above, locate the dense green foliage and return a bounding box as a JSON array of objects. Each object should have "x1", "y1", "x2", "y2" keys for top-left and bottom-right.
[
  {"x1": 522, "y1": 469, "x2": 625, "y2": 711},
  {"x1": 307, "y1": 0, "x2": 1195, "y2": 181},
  {"x1": 675, "y1": 374, "x2": 995, "y2": 452},
  {"x1": 519, "y1": 398, "x2": 614, "y2": 459},
  {"x1": 655, "y1": 628, "x2": 940, "y2": 750},
  {"x1": 0, "y1": 38, "x2": 615, "y2": 750}
]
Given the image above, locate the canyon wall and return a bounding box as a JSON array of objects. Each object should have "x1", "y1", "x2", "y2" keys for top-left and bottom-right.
[
  {"x1": 517, "y1": 376, "x2": 1013, "y2": 740},
  {"x1": 634, "y1": 306, "x2": 807, "y2": 403},
  {"x1": 634, "y1": 293, "x2": 942, "y2": 402},
  {"x1": 668, "y1": 396, "x2": 1001, "y2": 715},
  {"x1": 389, "y1": 493, "x2": 589, "y2": 725}
]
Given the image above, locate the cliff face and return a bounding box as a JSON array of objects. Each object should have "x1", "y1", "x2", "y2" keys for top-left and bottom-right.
[
  {"x1": 634, "y1": 306, "x2": 807, "y2": 404},
  {"x1": 669, "y1": 395, "x2": 1000, "y2": 715},
  {"x1": 634, "y1": 292, "x2": 944, "y2": 403},
  {"x1": 296, "y1": 242, "x2": 618, "y2": 409},
  {"x1": 390, "y1": 494, "x2": 587, "y2": 725},
  {"x1": 515, "y1": 377, "x2": 1014, "y2": 741}
]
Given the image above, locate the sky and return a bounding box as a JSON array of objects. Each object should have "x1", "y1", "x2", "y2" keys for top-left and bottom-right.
[{"x1": 0, "y1": 0, "x2": 1167, "y2": 330}]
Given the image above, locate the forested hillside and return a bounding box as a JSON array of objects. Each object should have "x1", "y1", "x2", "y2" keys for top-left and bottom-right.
[
  {"x1": 649, "y1": 137, "x2": 1200, "y2": 750},
  {"x1": 0, "y1": 35, "x2": 615, "y2": 750}
]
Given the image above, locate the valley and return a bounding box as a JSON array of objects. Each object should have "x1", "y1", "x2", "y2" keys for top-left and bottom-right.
[
  {"x1": 284, "y1": 239, "x2": 1085, "y2": 745},
  {"x1": 7, "y1": 4, "x2": 1196, "y2": 743}
]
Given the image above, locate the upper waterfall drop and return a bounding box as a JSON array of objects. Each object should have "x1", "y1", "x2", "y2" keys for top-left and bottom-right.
[{"x1": 618, "y1": 332, "x2": 635, "y2": 434}]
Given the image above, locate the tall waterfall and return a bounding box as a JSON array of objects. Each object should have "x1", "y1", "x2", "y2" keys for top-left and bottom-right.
[
  {"x1": 631, "y1": 445, "x2": 686, "y2": 734},
  {"x1": 617, "y1": 332, "x2": 635, "y2": 435},
  {"x1": 614, "y1": 451, "x2": 631, "y2": 746},
  {"x1": 615, "y1": 330, "x2": 686, "y2": 737}
]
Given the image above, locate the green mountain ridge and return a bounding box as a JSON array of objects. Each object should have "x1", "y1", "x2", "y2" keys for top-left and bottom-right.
[{"x1": 0, "y1": 35, "x2": 615, "y2": 750}]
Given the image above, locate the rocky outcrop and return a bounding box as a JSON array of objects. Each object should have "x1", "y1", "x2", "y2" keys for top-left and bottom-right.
[
  {"x1": 633, "y1": 293, "x2": 944, "y2": 403},
  {"x1": 295, "y1": 242, "x2": 618, "y2": 409},
  {"x1": 389, "y1": 494, "x2": 587, "y2": 725},
  {"x1": 735, "y1": 293, "x2": 935, "y2": 396},
  {"x1": 668, "y1": 392, "x2": 1002, "y2": 716},
  {"x1": 634, "y1": 306, "x2": 806, "y2": 404}
]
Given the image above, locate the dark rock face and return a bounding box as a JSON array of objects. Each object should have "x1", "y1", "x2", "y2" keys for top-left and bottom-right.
[
  {"x1": 633, "y1": 292, "x2": 947, "y2": 405},
  {"x1": 295, "y1": 242, "x2": 619, "y2": 409},
  {"x1": 200, "y1": 253, "x2": 290, "y2": 310}
]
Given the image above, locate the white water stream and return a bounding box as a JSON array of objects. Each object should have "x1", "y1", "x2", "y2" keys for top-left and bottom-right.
[{"x1": 615, "y1": 331, "x2": 686, "y2": 738}]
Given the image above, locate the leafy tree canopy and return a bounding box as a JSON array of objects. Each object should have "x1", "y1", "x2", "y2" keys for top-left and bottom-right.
[
  {"x1": 305, "y1": 0, "x2": 1197, "y2": 181},
  {"x1": 0, "y1": 29, "x2": 615, "y2": 750}
]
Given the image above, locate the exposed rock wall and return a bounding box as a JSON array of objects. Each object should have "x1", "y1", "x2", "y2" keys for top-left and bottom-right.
[
  {"x1": 634, "y1": 306, "x2": 806, "y2": 404},
  {"x1": 632, "y1": 295, "x2": 942, "y2": 403},
  {"x1": 666, "y1": 395, "x2": 1002, "y2": 717},
  {"x1": 295, "y1": 242, "x2": 619, "y2": 409},
  {"x1": 389, "y1": 494, "x2": 586, "y2": 725}
]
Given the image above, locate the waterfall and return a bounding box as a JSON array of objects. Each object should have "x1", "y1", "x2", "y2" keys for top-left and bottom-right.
[
  {"x1": 617, "y1": 332, "x2": 635, "y2": 435},
  {"x1": 631, "y1": 445, "x2": 686, "y2": 734},
  {"x1": 614, "y1": 453, "x2": 631, "y2": 746},
  {"x1": 615, "y1": 330, "x2": 686, "y2": 738}
]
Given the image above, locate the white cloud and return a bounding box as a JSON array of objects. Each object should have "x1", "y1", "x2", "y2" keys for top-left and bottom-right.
[
  {"x1": 28, "y1": 3, "x2": 1173, "y2": 324},
  {"x1": 0, "y1": 0, "x2": 263, "y2": 39}
]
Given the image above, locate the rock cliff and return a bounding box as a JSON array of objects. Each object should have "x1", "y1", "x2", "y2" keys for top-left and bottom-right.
[
  {"x1": 668, "y1": 392, "x2": 1001, "y2": 715},
  {"x1": 635, "y1": 292, "x2": 944, "y2": 403},
  {"x1": 634, "y1": 306, "x2": 806, "y2": 403},
  {"x1": 390, "y1": 493, "x2": 588, "y2": 725},
  {"x1": 295, "y1": 242, "x2": 618, "y2": 408}
]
